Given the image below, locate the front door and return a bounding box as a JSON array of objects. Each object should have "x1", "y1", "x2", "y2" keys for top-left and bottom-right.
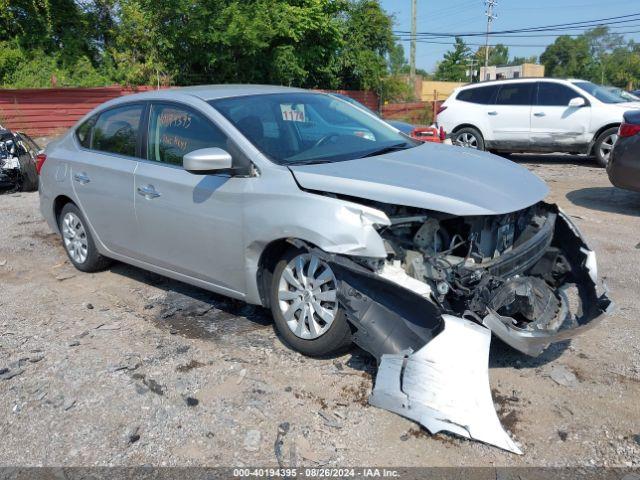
[
  {"x1": 530, "y1": 81, "x2": 592, "y2": 152},
  {"x1": 133, "y1": 102, "x2": 247, "y2": 295},
  {"x1": 71, "y1": 103, "x2": 143, "y2": 257},
  {"x1": 487, "y1": 82, "x2": 535, "y2": 150}
]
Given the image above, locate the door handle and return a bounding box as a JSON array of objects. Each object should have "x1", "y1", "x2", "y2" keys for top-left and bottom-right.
[
  {"x1": 487, "y1": 111, "x2": 498, "y2": 116},
  {"x1": 137, "y1": 184, "x2": 161, "y2": 199},
  {"x1": 73, "y1": 172, "x2": 90, "y2": 184},
  {"x1": 534, "y1": 112, "x2": 546, "y2": 117}
]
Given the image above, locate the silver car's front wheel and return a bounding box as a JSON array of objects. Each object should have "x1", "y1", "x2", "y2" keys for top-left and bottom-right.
[
  {"x1": 62, "y1": 212, "x2": 88, "y2": 264},
  {"x1": 276, "y1": 253, "x2": 339, "y2": 340}
]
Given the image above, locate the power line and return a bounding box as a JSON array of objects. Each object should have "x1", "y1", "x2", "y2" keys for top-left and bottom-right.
[
  {"x1": 393, "y1": 12, "x2": 640, "y2": 38},
  {"x1": 407, "y1": 38, "x2": 634, "y2": 48}
]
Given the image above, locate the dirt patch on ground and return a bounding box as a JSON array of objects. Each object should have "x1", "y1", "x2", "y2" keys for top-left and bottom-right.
[{"x1": 0, "y1": 154, "x2": 639, "y2": 467}]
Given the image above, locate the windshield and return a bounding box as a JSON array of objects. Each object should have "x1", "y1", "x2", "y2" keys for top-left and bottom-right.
[
  {"x1": 331, "y1": 93, "x2": 379, "y2": 117},
  {"x1": 209, "y1": 93, "x2": 418, "y2": 165},
  {"x1": 573, "y1": 81, "x2": 628, "y2": 104},
  {"x1": 606, "y1": 87, "x2": 640, "y2": 102}
]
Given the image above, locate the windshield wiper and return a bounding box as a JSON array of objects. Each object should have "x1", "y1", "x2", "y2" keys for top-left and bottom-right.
[
  {"x1": 360, "y1": 142, "x2": 412, "y2": 158},
  {"x1": 287, "y1": 159, "x2": 336, "y2": 166}
]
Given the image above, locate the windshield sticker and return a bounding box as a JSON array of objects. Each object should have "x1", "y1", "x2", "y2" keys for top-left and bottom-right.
[
  {"x1": 280, "y1": 104, "x2": 307, "y2": 123},
  {"x1": 159, "y1": 111, "x2": 192, "y2": 129}
]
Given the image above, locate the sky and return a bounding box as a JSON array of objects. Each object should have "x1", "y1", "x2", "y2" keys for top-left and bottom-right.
[{"x1": 379, "y1": 0, "x2": 640, "y2": 72}]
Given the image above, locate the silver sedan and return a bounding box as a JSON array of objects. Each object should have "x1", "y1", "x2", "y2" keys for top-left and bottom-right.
[{"x1": 38, "y1": 85, "x2": 610, "y2": 453}]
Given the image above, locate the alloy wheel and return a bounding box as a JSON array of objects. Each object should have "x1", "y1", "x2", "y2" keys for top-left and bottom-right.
[
  {"x1": 455, "y1": 132, "x2": 479, "y2": 149},
  {"x1": 599, "y1": 133, "x2": 618, "y2": 165},
  {"x1": 61, "y1": 212, "x2": 88, "y2": 264},
  {"x1": 277, "y1": 253, "x2": 339, "y2": 340}
]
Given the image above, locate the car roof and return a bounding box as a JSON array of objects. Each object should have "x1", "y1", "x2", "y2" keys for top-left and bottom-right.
[
  {"x1": 458, "y1": 77, "x2": 587, "y2": 90},
  {"x1": 114, "y1": 84, "x2": 310, "y2": 103}
]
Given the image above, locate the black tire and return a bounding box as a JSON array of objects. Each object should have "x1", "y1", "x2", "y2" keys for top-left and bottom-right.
[
  {"x1": 593, "y1": 127, "x2": 619, "y2": 167},
  {"x1": 17, "y1": 155, "x2": 38, "y2": 192},
  {"x1": 58, "y1": 203, "x2": 112, "y2": 272},
  {"x1": 453, "y1": 127, "x2": 485, "y2": 151},
  {"x1": 269, "y1": 248, "x2": 352, "y2": 357}
]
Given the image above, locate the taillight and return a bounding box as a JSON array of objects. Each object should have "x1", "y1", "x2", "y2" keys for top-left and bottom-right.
[
  {"x1": 436, "y1": 105, "x2": 448, "y2": 115},
  {"x1": 35, "y1": 153, "x2": 47, "y2": 174},
  {"x1": 439, "y1": 126, "x2": 446, "y2": 141},
  {"x1": 619, "y1": 123, "x2": 640, "y2": 138}
]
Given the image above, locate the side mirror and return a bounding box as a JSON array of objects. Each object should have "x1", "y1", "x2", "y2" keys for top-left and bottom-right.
[
  {"x1": 183, "y1": 147, "x2": 233, "y2": 174},
  {"x1": 568, "y1": 97, "x2": 587, "y2": 108}
]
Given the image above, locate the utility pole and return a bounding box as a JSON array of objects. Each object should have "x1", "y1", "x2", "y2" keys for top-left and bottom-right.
[
  {"x1": 483, "y1": 0, "x2": 497, "y2": 80},
  {"x1": 467, "y1": 58, "x2": 478, "y2": 83},
  {"x1": 410, "y1": 0, "x2": 417, "y2": 82}
]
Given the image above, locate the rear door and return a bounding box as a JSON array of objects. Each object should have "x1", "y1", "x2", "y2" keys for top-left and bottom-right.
[
  {"x1": 488, "y1": 82, "x2": 535, "y2": 149},
  {"x1": 530, "y1": 81, "x2": 592, "y2": 152},
  {"x1": 71, "y1": 103, "x2": 143, "y2": 256},
  {"x1": 133, "y1": 101, "x2": 247, "y2": 294}
]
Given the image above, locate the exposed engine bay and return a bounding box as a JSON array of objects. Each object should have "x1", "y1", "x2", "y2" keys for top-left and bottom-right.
[
  {"x1": 376, "y1": 201, "x2": 567, "y2": 345},
  {"x1": 0, "y1": 127, "x2": 40, "y2": 192},
  {"x1": 292, "y1": 197, "x2": 612, "y2": 455}
]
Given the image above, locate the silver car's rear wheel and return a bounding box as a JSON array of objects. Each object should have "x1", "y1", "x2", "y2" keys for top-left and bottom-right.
[
  {"x1": 277, "y1": 253, "x2": 338, "y2": 340},
  {"x1": 58, "y1": 203, "x2": 112, "y2": 273},
  {"x1": 62, "y1": 212, "x2": 88, "y2": 264}
]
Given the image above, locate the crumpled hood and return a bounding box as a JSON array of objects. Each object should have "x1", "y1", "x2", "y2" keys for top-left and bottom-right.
[{"x1": 289, "y1": 143, "x2": 549, "y2": 216}]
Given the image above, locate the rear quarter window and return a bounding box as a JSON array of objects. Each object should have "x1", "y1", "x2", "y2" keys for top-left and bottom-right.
[
  {"x1": 75, "y1": 116, "x2": 96, "y2": 148},
  {"x1": 92, "y1": 104, "x2": 143, "y2": 157},
  {"x1": 456, "y1": 85, "x2": 498, "y2": 104}
]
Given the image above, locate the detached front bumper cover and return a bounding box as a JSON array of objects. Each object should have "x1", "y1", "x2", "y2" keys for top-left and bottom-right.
[{"x1": 370, "y1": 315, "x2": 522, "y2": 454}]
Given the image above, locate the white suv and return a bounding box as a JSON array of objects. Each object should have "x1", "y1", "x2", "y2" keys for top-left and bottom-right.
[{"x1": 437, "y1": 78, "x2": 640, "y2": 166}]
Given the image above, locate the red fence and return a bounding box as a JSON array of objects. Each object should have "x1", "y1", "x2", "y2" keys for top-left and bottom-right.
[
  {"x1": 381, "y1": 101, "x2": 443, "y2": 125},
  {"x1": 0, "y1": 86, "x2": 160, "y2": 137},
  {"x1": 0, "y1": 86, "x2": 380, "y2": 137}
]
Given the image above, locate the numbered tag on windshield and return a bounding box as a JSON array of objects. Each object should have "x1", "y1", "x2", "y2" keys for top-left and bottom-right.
[{"x1": 280, "y1": 104, "x2": 307, "y2": 123}]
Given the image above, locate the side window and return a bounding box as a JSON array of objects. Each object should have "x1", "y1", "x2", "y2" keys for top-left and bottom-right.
[
  {"x1": 75, "y1": 115, "x2": 97, "y2": 149},
  {"x1": 537, "y1": 82, "x2": 582, "y2": 106},
  {"x1": 147, "y1": 103, "x2": 229, "y2": 166},
  {"x1": 495, "y1": 83, "x2": 534, "y2": 106},
  {"x1": 93, "y1": 105, "x2": 142, "y2": 157},
  {"x1": 456, "y1": 85, "x2": 498, "y2": 104}
]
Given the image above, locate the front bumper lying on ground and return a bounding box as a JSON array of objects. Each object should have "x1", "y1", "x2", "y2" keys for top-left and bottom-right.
[
  {"x1": 370, "y1": 315, "x2": 522, "y2": 454},
  {"x1": 292, "y1": 204, "x2": 612, "y2": 454}
]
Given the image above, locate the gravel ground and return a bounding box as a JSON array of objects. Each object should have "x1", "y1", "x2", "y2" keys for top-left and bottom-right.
[{"x1": 0, "y1": 154, "x2": 639, "y2": 467}]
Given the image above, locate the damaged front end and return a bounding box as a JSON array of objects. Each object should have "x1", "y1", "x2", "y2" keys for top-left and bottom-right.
[
  {"x1": 0, "y1": 128, "x2": 40, "y2": 192},
  {"x1": 342, "y1": 200, "x2": 612, "y2": 358},
  {"x1": 295, "y1": 199, "x2": 612, "y2": 454}
]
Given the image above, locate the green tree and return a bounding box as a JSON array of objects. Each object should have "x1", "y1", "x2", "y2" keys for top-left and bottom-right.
[
  {"x1": 0, "y1": 0, "x2": 400, "y2": 90},
  {"x1": 475, "y1": 43, "x2": 509, "y2": 66},
  {"x1": 337, "y1": 0, "x2": 395, "y2": 90},
  {"x1": 434, "y1": 37, "x2": 471, "y2": 81},
  {"x1": 508, "y1": 55, "x2": 538, "y2": 66},
  {"x1": 540, "y1": 35, "x2": 596, "y2": 80},
  {"x1": 388, "y1": 42, "x2": 407, "y2": 75},
  {"x1": 603, "y1": 42, "x2": 640, "y2": 89},
  {"x1": 584, "y1": 26, "x2": 625, "y2": 84}
]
